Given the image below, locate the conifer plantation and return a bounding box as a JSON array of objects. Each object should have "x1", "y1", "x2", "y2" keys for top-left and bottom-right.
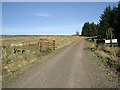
[{"x1": 81, "y1": 2, "x2": 120, "y2": 46}]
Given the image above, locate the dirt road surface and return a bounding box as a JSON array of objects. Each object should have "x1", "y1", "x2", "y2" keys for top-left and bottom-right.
[{"x1": 7, "y1": 39, "x2": 117, "y2": 88}]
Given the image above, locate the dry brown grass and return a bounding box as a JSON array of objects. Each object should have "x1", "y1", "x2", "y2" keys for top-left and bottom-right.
[
  {"x1": 85, "y1": 39, "x2": 120, "y2": 74},
  {"x1": 2, "y1": 35, "x2": 82, "y2": 86}
]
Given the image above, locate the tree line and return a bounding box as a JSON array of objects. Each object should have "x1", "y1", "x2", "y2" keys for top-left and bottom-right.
[{"x1": 81, "y1": 2, "x2": 120, "y2": 45}]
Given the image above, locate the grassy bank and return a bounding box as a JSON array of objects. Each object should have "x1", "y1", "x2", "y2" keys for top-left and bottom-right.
[
  {"x1": 84, "y1": 38, "x2": 120, "y2": 86},
  {"x1": 2, "y1": 35, "x2": 82, "y2": 87}
]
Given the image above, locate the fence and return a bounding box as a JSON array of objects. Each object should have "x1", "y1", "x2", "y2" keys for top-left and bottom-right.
[
  {"x1": 38, "y1": 39, "x2": 55, "y2": 51},
  {"x1": 2, "y1": 39, "x2": 56, "y2": 57}
]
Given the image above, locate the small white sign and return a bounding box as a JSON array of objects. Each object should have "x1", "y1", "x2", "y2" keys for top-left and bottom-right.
[
  {"x1": 112, "y1": 39, "x2": 117, "y2": 43},
  {"x1": 105, "y1": 40, "x2": 110, "y2": 44},
  {"x1": 105, "y1": 39, "x2": 117, "y2": 44}
]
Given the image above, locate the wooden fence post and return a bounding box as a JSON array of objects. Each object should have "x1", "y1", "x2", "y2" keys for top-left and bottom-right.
[
  {"x1": 94, "y1": 39, "x2": 96, "y2": 50},
  {"x1": 40, "y1": 42, "x2": 42, "y2": 51},
  {"x1": 47, "y1": 41, "x2": 50, "y2": 50},
  {"x1": 53, "y1": 40, "x2": 55, "y2": 50}
]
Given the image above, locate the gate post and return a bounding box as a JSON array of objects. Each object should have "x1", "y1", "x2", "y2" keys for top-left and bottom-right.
[
  {"x1": 53, "y1": 40, "x2": 55, "y2": 50},
  {"x1": 94, "y1": 39, "x2": 96, "y2": 50},
  {"x1": 40, "y1": 42, "x2": 42, "y2": 51}
]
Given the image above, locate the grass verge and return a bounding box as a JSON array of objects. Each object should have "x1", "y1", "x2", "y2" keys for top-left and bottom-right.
[
  {"x1": 2, "y1": 37, "x2": 81, "y2": 88},
  {"x1": 84, "y1": 39, "x2": 119, "y2": 87}
]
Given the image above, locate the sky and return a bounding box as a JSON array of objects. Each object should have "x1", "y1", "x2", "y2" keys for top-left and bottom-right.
[{"x1": 2, "y1": 2, "x2": 118, "y2": 35}]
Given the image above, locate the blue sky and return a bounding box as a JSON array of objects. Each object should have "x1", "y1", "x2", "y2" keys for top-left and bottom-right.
[{"x1": 2, "y1": 2, "x2": 118, "y2": 35}]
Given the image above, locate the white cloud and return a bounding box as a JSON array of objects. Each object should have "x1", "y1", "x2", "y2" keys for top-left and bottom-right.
[{"x1": 33, "y1": 13, "x2": 52, "y2": 17}]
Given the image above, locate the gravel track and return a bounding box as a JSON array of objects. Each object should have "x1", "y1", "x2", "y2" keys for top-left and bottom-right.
[{"x1": 7, "y1": 39, "x2": 117, "y2": 88}]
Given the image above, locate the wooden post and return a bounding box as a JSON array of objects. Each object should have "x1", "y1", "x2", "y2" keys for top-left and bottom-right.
[
  {"x1": 47, "y1": 41, "x2": 50, "y2": 50},
  {"x1": 53, "y1": 40, "x2": 55, "y2": 50},
  {"x1": 94, "y1": 39, "x2": 96, "y2": 50},
  {"x1": 38, "y1": 42, "x2": 40, "y2": 49},
  {"x1": 40, "y1": 42, "x2": 42, "y2": 51}
]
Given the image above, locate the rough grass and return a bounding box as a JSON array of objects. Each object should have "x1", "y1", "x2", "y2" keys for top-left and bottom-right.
[
  {"x1": 2, "y1": 35, "x2": 81, "y2": 87},
  {"x1": 84, "y1": 39, "x2": 120, "y2": 87},
  {"x1": 84, "y1": 39, "x2": 120, "y2": 76}
]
